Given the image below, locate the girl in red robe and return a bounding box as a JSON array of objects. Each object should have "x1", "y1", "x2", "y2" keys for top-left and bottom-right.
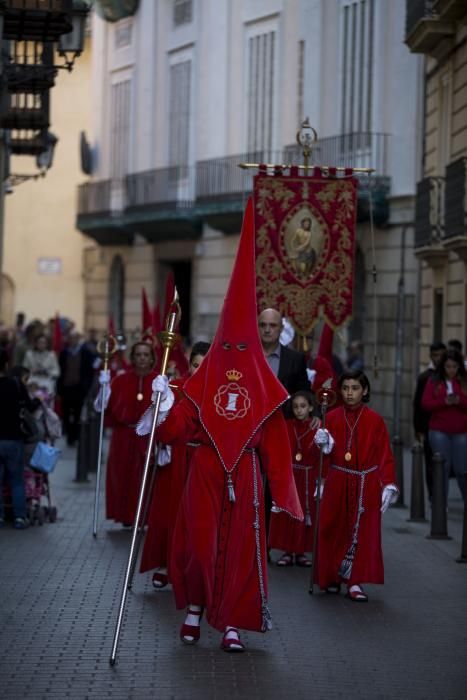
[
  {"x1": 139, "y1": 342, "x2": 211, "y2": 588},
  {"x1": 137, "y1": 199, "x2": 302, "y2": 652},
  {"x1": 314, "y1": 370, "x2": 398, "y2": 602},
  {"x1": 95, "y1": 340, "x2": 157, "y2": 526},
  {"x1": 269, "y1": 390, "x2": 321, "y2": 566}
]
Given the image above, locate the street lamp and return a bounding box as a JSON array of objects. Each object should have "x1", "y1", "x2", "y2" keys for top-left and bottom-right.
[{"x1": 57, "y1": 0, "x2": 89, "y2": 72}]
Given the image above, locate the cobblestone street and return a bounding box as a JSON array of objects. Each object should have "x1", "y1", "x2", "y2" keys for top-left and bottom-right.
[{"x1": 1, "y1": 442, "x2": 466, "y2": 700}]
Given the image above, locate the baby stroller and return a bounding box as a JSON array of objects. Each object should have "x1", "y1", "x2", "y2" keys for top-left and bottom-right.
[
  {"x1": 24, "y1": 466, "x2": 57, "y2": 525},
  {"x1": 24, "y1": 398, "x2": 62, "y2": 525}
]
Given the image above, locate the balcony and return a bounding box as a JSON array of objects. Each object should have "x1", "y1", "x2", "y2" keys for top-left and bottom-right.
[
  {"x1": 77, "y1": 179, "x2": 134, "y2": 245},
  {"x1": 76, "y1": 133, "x2": 391, "y2": 244},
  {"x1": 405, "y1": 0, "x2": 455, "y2": 55}
]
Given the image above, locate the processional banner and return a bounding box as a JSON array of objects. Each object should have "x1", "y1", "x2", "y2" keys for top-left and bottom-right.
[{"x1": 253, "y1": 170, "x2": 358, "y2": 335}]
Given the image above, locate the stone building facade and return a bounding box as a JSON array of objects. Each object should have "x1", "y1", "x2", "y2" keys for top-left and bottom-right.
[
  {"x1": 406, "y1": 0, "x2": 467, "y2": 359},
  {"x1": 77, "y1": 0, "x2": 423, "y2": 441}
]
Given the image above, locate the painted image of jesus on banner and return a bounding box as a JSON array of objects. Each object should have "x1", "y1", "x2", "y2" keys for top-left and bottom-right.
[{"x1": 284, "y1": 210, "x2": 326, "y2": 279}]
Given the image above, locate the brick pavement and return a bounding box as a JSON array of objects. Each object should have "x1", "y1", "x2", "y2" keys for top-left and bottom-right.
[{"x1": 0, "y1": 442, "x2": 466, "y2": 700}]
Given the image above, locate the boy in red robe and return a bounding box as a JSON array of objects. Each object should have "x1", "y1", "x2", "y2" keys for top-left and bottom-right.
[
  {"x1": 314, "y1": 370, "x2": 398, "y2": 601},
  {"x1": 137, "y1": 199, "x2": 302, "y2": 652}
]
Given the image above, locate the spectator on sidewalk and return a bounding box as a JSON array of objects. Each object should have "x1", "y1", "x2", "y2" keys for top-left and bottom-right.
[
  {"x1": 421, "y1": 348, "x2": 467, "y2": 500},
  {"x1": 23, "y1": 333, "x2": 60, "y2": 399},
  {"x1": 345, "y1": 340, "x2": 364, "y2": 372},
  {"x1": 0, "y1": 351, "x2": 40, "y2": 529},
  {"x1": 57, "y1": 331, "x2": 96, "y2": 447},
  {"x1": 447, "y1": 339, "x2": 467, "y2": 370},
  {"x1": 413, "y1": 341, "x2": 446, "y2": 500}
]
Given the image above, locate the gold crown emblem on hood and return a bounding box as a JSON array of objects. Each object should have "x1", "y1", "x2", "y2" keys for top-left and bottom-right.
[{"x1": 226, "y1": 368, "x2": 242, "y2": 381}]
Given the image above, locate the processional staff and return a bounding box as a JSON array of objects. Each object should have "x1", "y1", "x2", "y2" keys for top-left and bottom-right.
[
  {"x1": 109, "y1": 292, "x2": 181, "y2": 667},
  {"x1": 309, "y1": 380, "x2": 336, "y2": 594},
  {"x1": 93, "y1": 334, "x2": 117, "y2": 538}
]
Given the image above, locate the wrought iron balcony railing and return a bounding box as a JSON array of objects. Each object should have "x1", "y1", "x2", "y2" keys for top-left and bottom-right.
[
  {"x1": 78, "y1": 133, "x2": 390, "y2": 219},
  {"x1": 126, "y1": 165, "x2": 194, "y2": 209},
  {"x1": 77, "y1": 179, "x2": 111, "y2": 216}
]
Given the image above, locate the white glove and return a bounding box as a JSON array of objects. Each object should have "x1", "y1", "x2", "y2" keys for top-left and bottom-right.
[
  {"x1": 99, "y1": 369, "x2": 111, "y2": 385},
  {"x1": 151, "y1": 374, "x2": 169, "y2": 402},
  {"x1": 93, "y1": 384, "x2": 111, "y2": 412},
  {"x1": 306, "y1": 368, "x2": 317, "y2": 386},
  {"x1": 156, "y1": 444, "x2": 172, "y2": 466},
  {"x1": 279, "y1": 318, "x2": 295, "y2": 346},
  {"x1": 381, "y1": 484, "x2": 399, "y2": 513},
  {"x1": 314, "y1": 428, "x2": 334, "y2": 454},
  {"x1": 313, "y1": 481, "x2": 325, "y2": 499}
]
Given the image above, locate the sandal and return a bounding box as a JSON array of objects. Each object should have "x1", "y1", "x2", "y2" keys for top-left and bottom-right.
[
  {"x1": 346, "y1": 584, "x2": 368, "y2": 602},
  {"x1": 180, "y1": 607, "x2": 203, "y2": 645},
  {"x1": 221, "y1": 627, "x2": 245, "y2": 653},
  {"x1": 276, "y1": 552, "x2": 294, "y2": 567},
  {"x1": 152, "y1": 571, "x2": 169, "y2": 589},
  {"x1": 295, "y1": 554, "x2": 312, "y2": 567},
  {"x1": 325, "y1": 583, "x2": 341, "y2": 594}
]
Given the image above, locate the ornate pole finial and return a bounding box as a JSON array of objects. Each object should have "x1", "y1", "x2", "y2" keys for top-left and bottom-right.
[{"x1": 296, "y1": 118, "x2": 318, "y2": 169}]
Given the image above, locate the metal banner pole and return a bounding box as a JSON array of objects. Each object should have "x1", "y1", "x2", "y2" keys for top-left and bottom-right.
[
  {"x1": 92, "y1": 335, "x2": 116, "y2": 538},
  {"x1": 309, "y1": 382, "x2": 335, "y2": 594},
  {"x1": 109, "y1": 293, "x2": 181, "y2": 666}
]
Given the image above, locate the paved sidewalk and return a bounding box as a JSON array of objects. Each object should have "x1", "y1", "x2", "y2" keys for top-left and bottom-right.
[{"x1": 0, "y1": 442, "x2": 466, "y2": 700}]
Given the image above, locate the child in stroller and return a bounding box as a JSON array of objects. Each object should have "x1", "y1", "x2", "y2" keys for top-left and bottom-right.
[{"x1": 24, "y1": 380, "x2": 62, "y2": 525}]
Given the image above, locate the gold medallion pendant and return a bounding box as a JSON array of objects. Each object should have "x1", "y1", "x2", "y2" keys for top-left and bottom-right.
[
  {"x1": 136, "y1": 392, "x2": 144, "y2": 401},
  {"x1": 344, "y1": 452, "x2": 352, "y2": 462},
  {"x1": 295, "y1": 452, "x2": 303, "y2": 462}
]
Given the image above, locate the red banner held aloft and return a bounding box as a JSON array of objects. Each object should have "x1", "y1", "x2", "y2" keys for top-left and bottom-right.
[{"x1": 253, "y1": 173, "x2": 357, "y2": 335}]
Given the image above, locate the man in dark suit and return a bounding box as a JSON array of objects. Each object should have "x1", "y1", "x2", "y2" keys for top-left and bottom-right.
[
  {"x1": 258, "y1": 308, "x2": 309, "y2": 395},
  {"x1": 413, "y1": 341, "x2": 446, "y2": 500}
]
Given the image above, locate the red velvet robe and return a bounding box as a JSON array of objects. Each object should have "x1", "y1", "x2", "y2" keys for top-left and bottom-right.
[
  {"x1": 140, "y1": 376, "x2": 188, "y2": 574},
  {"x1": 269, "y1": 417, "x2": 321, "y2": 553},
  {"x1": 105, "y1": 370, "x2": 156, "y2": 524},
  {"x1": 316, "y1": 405, "x2": 396, "y2": 588},
  {"x1": 157, "y1": 398, "x2": 303, "y2": 633}
]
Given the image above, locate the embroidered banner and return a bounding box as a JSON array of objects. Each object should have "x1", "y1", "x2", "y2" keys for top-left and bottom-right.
[{"x1": 253, "y1": 172, "x2": 358, "y2": 335}]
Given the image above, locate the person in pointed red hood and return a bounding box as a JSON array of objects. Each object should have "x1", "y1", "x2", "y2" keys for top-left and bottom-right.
[{"x1": 138, "y1": 198, "x2": 303, "y2": 652}]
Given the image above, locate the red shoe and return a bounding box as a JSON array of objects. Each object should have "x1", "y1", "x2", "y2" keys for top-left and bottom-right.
[
  {"x1": 180, "y1": 608, "x2": 203, "y2": 645},
  {"x1": 346, "y1": 584, "x2": 368, "y2": 602},
  {"x1": 276, "y1": 552, "x2": 294, "y2": 567},
  {"x1": 220, "y1": 628, "x2": 245, "y2": 653},
  {"x1": 152, "y1": 571, "x2": 169, "y2": 589},
  {"x1": 295, "y1": 554, "x2": 312, "y2": 567}
]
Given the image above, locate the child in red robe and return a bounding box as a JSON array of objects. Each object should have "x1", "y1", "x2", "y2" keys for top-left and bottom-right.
[
  {"x1": 269, "y1": 390, "x2": 321, "y2": 566},
  {"x1": 95, "y1": 339, "x2": 157, "y2": 526},
  {"x1": 314, "y1": 370, "x2": 398, "y2": 602}
]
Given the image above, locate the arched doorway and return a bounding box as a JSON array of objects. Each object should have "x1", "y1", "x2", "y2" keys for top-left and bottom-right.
[{"x1": 108, "y1": 255, "x2": 125, "y2": 331}]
